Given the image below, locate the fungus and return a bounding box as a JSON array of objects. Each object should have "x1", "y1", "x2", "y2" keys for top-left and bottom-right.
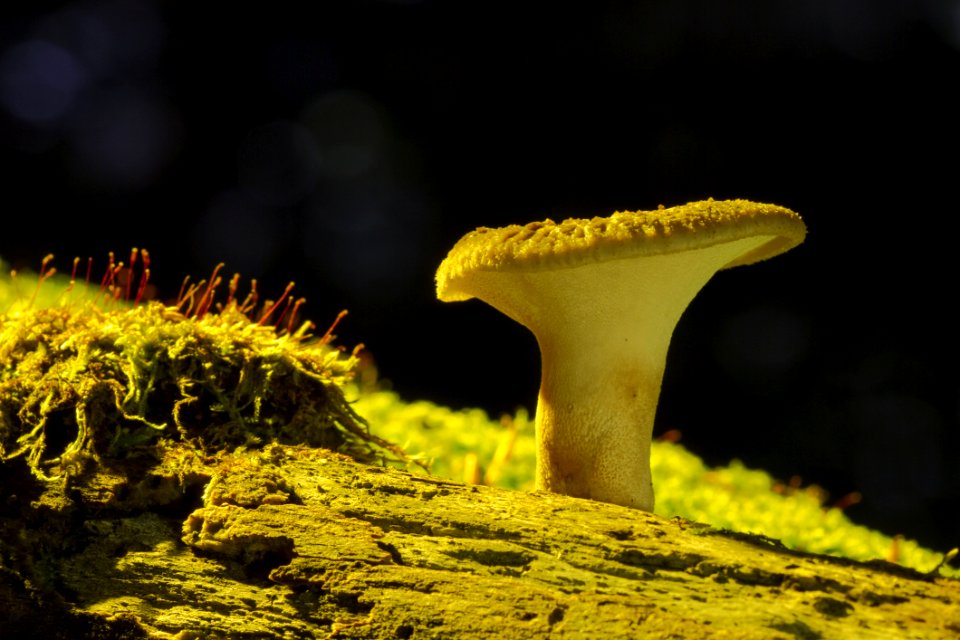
[{"x1": 435, "y1": 199, "x2": 806, "y2": 511}]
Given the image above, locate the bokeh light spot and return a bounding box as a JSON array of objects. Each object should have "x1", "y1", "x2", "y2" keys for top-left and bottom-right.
[
  {"x1": 238, "y1": 121, "x2": 321, "y2": 207},
  {"x1": 301, "y1": 90, "x2": 386, "y2": 180},
  {"x1": 38, "y1": 0, "x2": 164, "y2": 77},
  {"x1": 303, "y1": 187, "x2": 431, "y2": 301},
  {"x1": 69, "y1": 87, "x2": 180, "y2": 188},
  {"x1": 0, "y1": 39, "x2": 87, "y2": 124},
  {"x1": 192, "y1": 190, "x2": 281, "y2": 276},
  {"x1": 716, "y1": 306, "x2": 811, "y2": 380}
]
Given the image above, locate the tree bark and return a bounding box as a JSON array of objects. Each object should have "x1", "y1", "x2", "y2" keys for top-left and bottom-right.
[{"x1": 2, "y1": 443, "x2": 958, "y2": 639}]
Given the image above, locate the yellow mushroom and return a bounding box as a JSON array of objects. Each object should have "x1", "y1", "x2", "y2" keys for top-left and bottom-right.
[{"x1": 435, "y1": 199, "x2": 806, "y2": 511}]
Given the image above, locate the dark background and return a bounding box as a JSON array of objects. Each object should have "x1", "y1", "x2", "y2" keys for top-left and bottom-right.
[{"x1": 2, "y1": 1, "x2": 958, "y2": 552}]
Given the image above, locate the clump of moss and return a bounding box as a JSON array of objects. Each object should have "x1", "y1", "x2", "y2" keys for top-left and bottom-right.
[
  {"x1": 0, "y1": 256, "x2": 408, "y2": 486},
  {"x1": 346, "y1": 376, "x2": 534, "y2": 488}
]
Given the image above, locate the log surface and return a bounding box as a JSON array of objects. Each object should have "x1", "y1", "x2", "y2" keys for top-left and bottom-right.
[{"x1": 3, "y1": 444, "x2": 958, "y2": 639}]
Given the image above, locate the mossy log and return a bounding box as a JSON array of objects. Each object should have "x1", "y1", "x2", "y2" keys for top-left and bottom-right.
[{"x1": 2, "y1": 444, "x2": 958, "y2": 639}]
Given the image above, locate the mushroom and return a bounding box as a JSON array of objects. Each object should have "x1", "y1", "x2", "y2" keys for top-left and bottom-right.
[{"x1": 435, "y1": 199, "x2": 806, "y2": 511}]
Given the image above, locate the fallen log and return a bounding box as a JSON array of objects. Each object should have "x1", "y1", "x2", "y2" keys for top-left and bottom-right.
[{"x1": 3, "y1": 443, "x2": 957, "y2": 639}]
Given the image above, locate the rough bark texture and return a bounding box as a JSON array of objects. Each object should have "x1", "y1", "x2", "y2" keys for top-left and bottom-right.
[{"x1": 2, "y1": 443, "x2": 958, "y2": 639}]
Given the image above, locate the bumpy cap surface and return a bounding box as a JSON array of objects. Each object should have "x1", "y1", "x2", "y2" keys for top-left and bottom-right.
[{"x1": 436, "y1": 199, "x2": 806, "y2": 302}]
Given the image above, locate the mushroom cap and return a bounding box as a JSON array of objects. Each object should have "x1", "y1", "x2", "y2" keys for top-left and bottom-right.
[{"x1": 436, "y1": 199, "x2": 806, "y2": 303}]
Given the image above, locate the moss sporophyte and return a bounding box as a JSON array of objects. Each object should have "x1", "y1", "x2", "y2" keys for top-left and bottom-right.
[{"x1": 0, "y1": 250, "x2": 411, "y2": 486}]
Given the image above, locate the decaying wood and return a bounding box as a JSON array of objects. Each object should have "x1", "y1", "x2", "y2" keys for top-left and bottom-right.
[{"x1": 2, "y1": 443, "x2": 958, "y2": 639}]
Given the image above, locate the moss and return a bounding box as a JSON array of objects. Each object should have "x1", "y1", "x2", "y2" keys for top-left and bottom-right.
[{"x1": 0, "y1": 259, "x2": 408, "y2": 488}]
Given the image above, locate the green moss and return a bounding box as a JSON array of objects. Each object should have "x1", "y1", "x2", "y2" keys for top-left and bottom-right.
[
  {"x1": 347, "y1": 384, "x2": 535, "y2": 487},
  {"x1": 1, "y1": 258, "x2": 85, "y2": 312},
  {"x1": 352, "y1": 386, "x2": 958, "y2": 577},
  {"x1": 0, "y1": 260, "x2": 407, "y2": 484}
]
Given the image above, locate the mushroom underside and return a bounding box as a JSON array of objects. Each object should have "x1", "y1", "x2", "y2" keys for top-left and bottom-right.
[{"x1": 470, "y1": 235, "x2": 776, "y2": 509}]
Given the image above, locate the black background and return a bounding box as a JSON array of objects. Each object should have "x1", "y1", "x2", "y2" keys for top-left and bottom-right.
[{"x1": 2, "y1": 1, "x2": 958, "y2": 552}]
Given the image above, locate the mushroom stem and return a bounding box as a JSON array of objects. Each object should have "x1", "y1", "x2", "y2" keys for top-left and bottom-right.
[
  {"x1": 523, "y1": 236, "x2": 774, "y2": 510},
  {"x1": 534, "y1": 332, "x2": 664, "y2": 510}
]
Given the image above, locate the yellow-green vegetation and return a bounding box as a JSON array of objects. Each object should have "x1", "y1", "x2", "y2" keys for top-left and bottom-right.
[
  {"x1": 347, "y1": 383, "x2": 537, "y2": 489},
  {"x1": 350, "y1": 385, "x2": 958, "y2": 577},
  {"x1": 0, "y1": 257, "x2": 88, "y2": 311},
  {"x1": 0, "y1": 256, "x2": 406, "y2": 485}
]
